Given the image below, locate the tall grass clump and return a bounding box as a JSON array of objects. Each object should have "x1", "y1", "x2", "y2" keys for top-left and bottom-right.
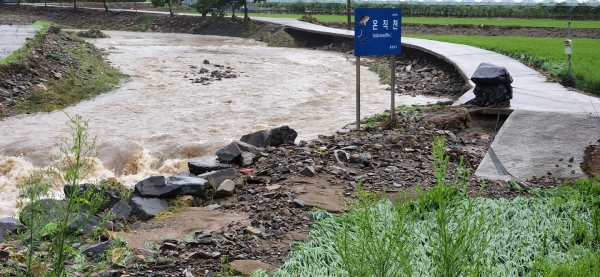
[
  {"x1": 269, "y1": 136, "x2": 600, "y2": 277},
  {"x1": 15, "y1": 113, "x2": 110, "y2": 277}
]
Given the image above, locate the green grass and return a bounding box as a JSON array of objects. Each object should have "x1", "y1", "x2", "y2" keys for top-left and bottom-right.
[
  {"x1": 7, "y1": 25, "x2": 127, "y2": 114},
  {"x1": 409, "y1": 35, "x2": 600, "y2": 94},
  {"x1": 246, "y1": 13, "x2": 600, "y2": 28},
  {"x1": 261, "y1": 137, "x2": 600, "y2": 277}
]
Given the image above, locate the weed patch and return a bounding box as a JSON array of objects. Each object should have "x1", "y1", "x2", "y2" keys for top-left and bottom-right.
[{"x1": 269, "y1": 137, "x2": 600, "y2": 277}]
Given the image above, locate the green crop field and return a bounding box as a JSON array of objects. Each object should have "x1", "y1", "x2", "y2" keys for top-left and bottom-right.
[
  {"x1": 247, "y1": 13, "x2": 600, "y2": 28},
  {"x1": 408, "y1": 35, "x2": 600, "y2": 94}
]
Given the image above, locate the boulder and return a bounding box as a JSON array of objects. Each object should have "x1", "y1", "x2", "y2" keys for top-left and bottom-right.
[
  {"x1": 240, "y1": 130, "x2": 270, "y2": 148},
  {"x1": 214, "y1": 179, "x2": 236, "y2": 198},
  {"x1": 239, "y1": 126, "x2": 297, "y2": 148},
  {"x1": 67, "y1": 214, "x2": 102, "y2": 235},
  {"x1": 134, "y1": 176, "x2": 181, "y2": 198},
  {"x1": 84, "y1": 240, "x2": 114, "y2": 261},
  {"x1": 0, "y1": 217, "x2": 24, "y2": 241},
  {"x1": 64, "y1": 183, "x2": 122, "y2": 211},
  {"x1": 130, "y1": 197, "x2": 169, "y2": 221},
  {"x1": 199, "y1": 168, "x2": 237, "y2": 188},
  {"x1": 19, "y1": 199, "x2": 68, "y2": 228},
  {"x1": 188, "y1": 161, "x2": 231, "y2": 175},
  {"x1": 108, "y1": 200, "x2": 131, "y2": 221},
  {"x1": 266, "y1": 125, "x2": 297, "y2": 147},
  {"x1": 215, "y1": 143, "x2": 242, "y2": 163},
  {"x1": 166, "y1": 172, "x2": 208, "y2": 196},
  {"x1": 233, "y1": 141, "x2": 265, "y2": 155}
]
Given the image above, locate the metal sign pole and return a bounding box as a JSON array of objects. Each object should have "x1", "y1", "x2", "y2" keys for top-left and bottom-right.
[
  {"x1": 347, "y1": 0, "x2": 351, "y2": 30},
  {"x1": 568, "y1": 21, "x2": 571, "y2": 76},
  {"x1": 356, "y1": 56, "x2": 361, "y2": 131},
  {"x1": 390, "y1": 54, "x2": 396, "y2": 118},
  {"x1": 353, "y1": 8, "x2": 401, "y2": 131}
]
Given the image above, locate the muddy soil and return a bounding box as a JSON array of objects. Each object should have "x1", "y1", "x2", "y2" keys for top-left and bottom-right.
[{"x1": 0, "y1": 5, "x2": 576, "y2": 277}]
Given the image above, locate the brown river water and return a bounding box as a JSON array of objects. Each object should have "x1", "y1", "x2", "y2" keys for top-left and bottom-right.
[{"x1": 0, "y1": 31, "x2": 438, "y2": 217}]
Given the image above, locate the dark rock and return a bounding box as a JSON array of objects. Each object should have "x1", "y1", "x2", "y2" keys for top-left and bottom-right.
[
  {"x1": 350, "y1": 153, "x2": 372, "y2": 164},
  {"x1": 233, "y1": 141, "x2": 265, "y2": 155},
  {"x1": 134, "y1": 176, "x2": 181, "y2": 198},
  {"x1": 97, "y1": 269, "x2": 121, "y2": 277},
  {"x1": 275, "y1": 167, "x2": 291, "y2": 174},
  {"x1": 84, "y1": 240, "x2": 114, "y2": 261},
  {"x1": 166, "y1": 172, "x2": 208, "y2": 196},
  {"x1": 19, "y1": 199, "x2": 68, "y2": 228},
  {"x1": 67, "y1": 214, "x2": 102, "y2": 235},
  {"x1": 437, "y1": 100, "x2": 454, "y2": 105},
  {"x1": 199, "y1": 168, "x2": 237, "y2": 188},
  {"x1": 198, "y1": 238, "x2": 216, "y2": 245},
  {"x1": 64, "y1": 184, "x2": 122, "y2": 211},
  {"x1": 188, "y1": 251, "x2": 211, "y2": 260},
  {"x1": 216, "y1": 142, "x2": 242, "y2": 163},
  {"x1": 159, "y1": 242, "x2": 178, "y2": 250},
  {"x1": 108, "y1": 200, "x2": 131, "y2": 221},
  {"x1": 210, "y1": 251, "x2": 222, "y2": 259},
  {"x1": 0, "y1": 249, "x2": 9, "y2": 259},
  {"x1": 214, "y1": 179, "x2": 236, "y2": 198},
  {"x1": 195, "y1": 231, "x2": 212, "y2": 239},
  {"x1": 266, "y1": 126, "x2": 297, "y2": 147},
  {"x1": 240, "y1": 126, "x2": 297, "y2": 148},
  {"x1": 299, "y1": 166, "x2": 316, "y2": 177},
  {"x1": 188, "y1": 161, "x2": 231, "y2": 175},
  {"x1": 0, "y1": 217, "x2": 25, "y2": 239},
  {"x1": 129, "y1": 197, "x2": 169, "y2": 221},
  {"x1": 240, "y1": 130, "x2": 270, "y2": 148}
]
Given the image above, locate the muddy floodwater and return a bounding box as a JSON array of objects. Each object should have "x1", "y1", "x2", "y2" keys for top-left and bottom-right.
[
  {"x1": 0, "y1": 25, "x2": 41, "y2": 59},
  {"x1": 0, "y1": 31, "x2": 402, "y2": 216}
]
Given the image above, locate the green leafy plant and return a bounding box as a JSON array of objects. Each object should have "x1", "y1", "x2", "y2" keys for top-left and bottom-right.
[{"x1": 15, "y1": 113, "x2": 110, "y2": 277}]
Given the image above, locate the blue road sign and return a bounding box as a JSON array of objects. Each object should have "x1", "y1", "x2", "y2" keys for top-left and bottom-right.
[{"x1": 354, "y1": 8, "x2": 402, "y2": 56}]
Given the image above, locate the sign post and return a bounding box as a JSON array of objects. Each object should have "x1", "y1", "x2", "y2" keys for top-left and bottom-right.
[{"x1": 354, "y1": 8, "x2": 402, "y2": 131}]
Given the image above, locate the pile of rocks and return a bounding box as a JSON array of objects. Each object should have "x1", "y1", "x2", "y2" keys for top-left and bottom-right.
[{"x1": 186, "y1": 60, "x2": 240, "y2": 85}]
